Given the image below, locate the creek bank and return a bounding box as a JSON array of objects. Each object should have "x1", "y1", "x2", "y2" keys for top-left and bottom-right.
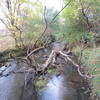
[
  {"x1": 0, "y1": 42, "x2": 95, "y2": 100},
  {"x1": 0, "y1": 48, "x2": 27, "y2": 66}
]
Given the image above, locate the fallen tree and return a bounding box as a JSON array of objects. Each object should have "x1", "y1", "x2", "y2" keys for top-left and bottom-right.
[{"x1": 0, "y1": 42, "x2": 98, "y2": 100}]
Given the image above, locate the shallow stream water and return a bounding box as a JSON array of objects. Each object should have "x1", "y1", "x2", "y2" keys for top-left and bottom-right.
[
  {"x1": 0, "y1": 61, "x2": 90, "y2": 100},
  {"x1": 38, "y1": 75, "x2": 78, "y2": 100}
]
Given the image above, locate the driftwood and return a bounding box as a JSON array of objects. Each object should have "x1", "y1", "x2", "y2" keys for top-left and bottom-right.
[
  {"x1": 0, "y1": 42, "x2": 93, "y2": 80},
  {"x1": 23, "y1": 42, "x2": 93, "y2": 79},
  {"x1": 39, "y1": 42, "x2": 92, "y2": 79}
]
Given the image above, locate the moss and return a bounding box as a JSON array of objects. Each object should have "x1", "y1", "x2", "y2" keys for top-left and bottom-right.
[{"x1": 35, "y1": 79, "x2": 47, "y2": 88}]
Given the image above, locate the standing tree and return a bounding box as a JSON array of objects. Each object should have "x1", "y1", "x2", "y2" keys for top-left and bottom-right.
[
  {"x1": 0, "y1": 0, "x2": 26, "y2": 47},
  {"x1": 0, "y1": 0, "x2": 43, "y2": 48}
]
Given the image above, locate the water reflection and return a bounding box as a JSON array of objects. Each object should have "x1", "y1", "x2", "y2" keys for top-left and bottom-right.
[
  {"x1": 38, "y1": 75, "x2": 78, "y2": 100},
  {"x1": 0, "y1": 63, "x2": 88, "y2": 100}
]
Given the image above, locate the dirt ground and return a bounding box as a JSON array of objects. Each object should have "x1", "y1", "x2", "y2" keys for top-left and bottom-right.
[{"x1": 0, "y1": 31, "x2": 15, "y2": 52}]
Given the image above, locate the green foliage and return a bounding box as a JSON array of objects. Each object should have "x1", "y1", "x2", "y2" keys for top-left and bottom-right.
[
  {"x1": 0, "y1": 0, "x2": 100, "y2": 97},
  {"x1": 82, "y1": 47, "x2": 100, "y2": 94},
  {"x1": 59, "y1": 0, "x2": 82, "y2": 44},
  {"x1": 60, "y1": 0, "x2": 100, "y2": 45},
  {"x1": 85, "y1": 32, "x2": 94, "y2": 41},
  {"x1": 17, "y1": 0, "x2": 44, "y2": 44},
  {"x1": 62, "y1": 3, "x2": 78, "y2": 24},
  {"x1": 74, "y1": 46, "x2": 100, "y2": 95}
]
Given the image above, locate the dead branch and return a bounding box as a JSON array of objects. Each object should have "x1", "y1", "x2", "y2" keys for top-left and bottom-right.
[
  {"x1": 27, "y1": 0, "x2": 72, "y2": 52},
  {"x1": 78, "y1": 44, "x2": 88, "y2": 62},
  {"x1": 33, "y1": 4, "x2": 48, "y2": 47},
  {"x1": 26, "y1": 5, "x2": 48, "y2": 54},
  {"x1": 49, "y1": 0, "x2": 72, "y2": 24},
  {"x1": 59, "y1": 51, "x2": 92, "y2": 78},
  {"x1": 79, "y1": 0, "x2": 92, "y2": 31},
  {"x1": 43, "y1": 50, "x2": 55, "y2": 69},
  {"x1": 43, "y1": 47, "x2": 93, "y2": 79},
  {"x1": 26, "y1": 46, "x2": 44, "y2": 58}
]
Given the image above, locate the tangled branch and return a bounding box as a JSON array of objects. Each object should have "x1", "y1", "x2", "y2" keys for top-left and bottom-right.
[
  {"x1": 43, "y1": 49, "x2": 93, "y2": 79},
  {"x1": 27, "y1": 0, "x2": 72, "y2": 52}
]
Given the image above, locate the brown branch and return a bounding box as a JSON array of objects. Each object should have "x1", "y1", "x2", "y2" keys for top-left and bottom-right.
[
  {"x1": 26, "y1": 5, "x2": 48, "y2": 54},
  {"x1": 43, "y1": 50, "x2": 55, "y2": 69},
  {"x1": 49, "y1": 0, "x2": 72, "y2": 24},
  {"x1": 42, "y1": 46, "x2": 92, "y2": 79},
  {"x1": 78, "y1": 44, "x2": 88, "y2": 62},
  {"x1": 59, "y1": 51, "x2": 92, "y2": 78},
  {"x1": 27, "y1": 0, "x2": 72, "y2": 52},
  {"x1": 79, "y1": 0, "x2": 92, "y2": 31},
  {"x1": 35, "y1": 0, "x2": 72, "y2": 41},
  {"x1": 33, "y1": 5, "x2": 48, "y2": 47},
  {"x1": 26, "y1": 46, "x2": 44, "y2": 58},
  {"x1": 14, "y1": 25, "x2": 25, "y2": 47}
]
